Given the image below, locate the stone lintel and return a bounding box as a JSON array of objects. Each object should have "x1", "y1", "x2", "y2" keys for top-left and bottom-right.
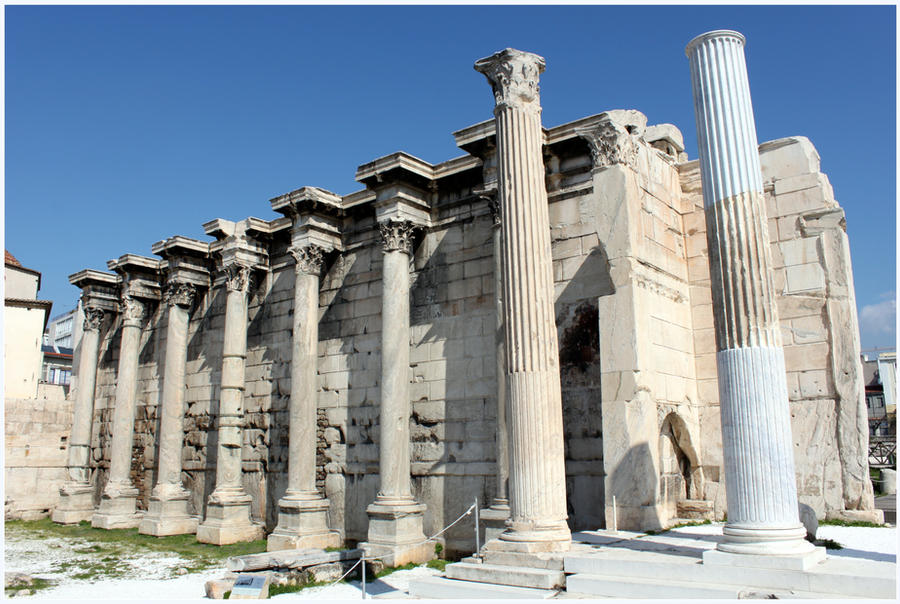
[
  {"x1": 213, "y1": 240, "x2": 268, "y2": 273},
  {"x1": 151, "y1": 236, "x2": 210, "y2": 259},
  {"x1": 644, "y1": 123, "x2": 685, "y2": 153},
  {"x1": 68, "y1": 269, "x2": 119, "y2": 312},
  {"x1": 341, "y1": 189, "x2": 376, "y2": 211},
  {"x1": 356, "y1": 151, "x2": 434, "y2": 190},
  {"x1": 453, "y1": 119, "x2": 496, "y2": 156},
  {"x1": 152, "y1": 239, "x2": 212, "y2": 289},
  {"x1": 107, "y1": 254, "x2": 164, "y2": 301},
  {"x1": 270, "y1": 186, "x2": 344, "y2": 219},
  {"x1": 373, "y1": 184, "x2": 432, "y2": 228}
]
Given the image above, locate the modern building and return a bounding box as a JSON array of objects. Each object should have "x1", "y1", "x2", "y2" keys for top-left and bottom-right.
[{"x1": 4, "y1": 250, "x2": 53, "y2": 399}]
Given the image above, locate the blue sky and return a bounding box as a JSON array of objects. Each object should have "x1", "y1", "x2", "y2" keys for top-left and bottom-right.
[{"x1": 5, "y1": 5, "x2": 896, "y2": 350}]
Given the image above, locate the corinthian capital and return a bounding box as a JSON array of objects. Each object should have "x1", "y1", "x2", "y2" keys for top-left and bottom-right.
[
  {"x1": 475, "y1": 48, "x2": 545, "y2": 113},
  {"x1": 576, "y1": 119, "x2": 640, "y2": 171},
  {"x1": 223, "y1": 263, "x2": 252, "y2": 293},
  {"x1": 289, "y1": 244, "x2": 326, "y2": 276},
  {"x1": 83, "y1": 306, "x2": 105, "y2": 332},
  {"x1": 120, "y1": 294, "x2": 146, "y2": 326},
  {"x1": 165, "y1": 281, "x2": 197, "y2": 308},
  {"x1": 378, "y1": 220, "x2": 419, "y2": 255}
]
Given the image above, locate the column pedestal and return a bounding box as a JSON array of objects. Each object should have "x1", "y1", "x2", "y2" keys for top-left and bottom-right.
[
  {"x1": 52, "y1": 481, "x2": 95, "y2": 525},
  {"x1": 363, "y1": 501, "x2": 432, "y2": 567},
  {"x1": 92, "y1": 485, "x2": 142, "y2": 529},
  {"x1": 268, "y1": 496, "x2": 340, "y2": 551}
]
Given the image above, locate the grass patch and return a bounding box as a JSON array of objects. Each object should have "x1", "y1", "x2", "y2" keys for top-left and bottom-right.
[
  {"x1": 426, "y1": 559, "x2": 449, "y2": 571},
  {"x1": 645, "y1": 519, "x2": 712, "y2": 535},
  {"x1": 5, "y1": 577, "x2": 55, "y2": 596},
  {"x1": 6, "y1": 518, "x2": 268, "y2": 580},
  {"x1": 819, "y1": 518, "x2": 884, "y2": 528},
  {"x1": 815, "y1": 538, "x2": 843, "y2": 550},
  {"x1": 375, "y1": 562, "x2": 418, "y2": 578}
]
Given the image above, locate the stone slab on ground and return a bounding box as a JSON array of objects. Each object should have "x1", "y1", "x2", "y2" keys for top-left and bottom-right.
[
  {"x1": 445, "y1": 561, "x2": 565, "y2": 589},
  {"x1": 407, "y1": 576, "x2": 558, "y2": 599},
  {"x1": 226, "y1": 548, "x2": 361, "y2": 572}
]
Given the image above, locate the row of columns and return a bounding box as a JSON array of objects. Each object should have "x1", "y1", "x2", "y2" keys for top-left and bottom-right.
[{"x1": 54, "y1": 34, "x2": 813, "y2": 564}]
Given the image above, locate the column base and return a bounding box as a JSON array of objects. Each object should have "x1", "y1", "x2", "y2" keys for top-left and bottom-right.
[
  {"x1": 92, "y1": 486, "x2": 142, "y2": 529},
  {"x1": 267, "y1": 495, "x2": 342, "y2": 552},
  {"x1": 703, "y1": 546, "x2": 826, "y2": 571},
  {"x1": 480, "y1": 502, "x2": 510, "y2": 547},
  {"x1": 197, "y1": 494, "x2": 265, "y2": 545},
  {"x1": 52, "y1": 482, "x2": 94, "y2": 524},
  {"x1": 487, "y1": 516, "x2": 572, "y2": 553},
  {"x1": 361, "y1": 499, "x2": 434, "y2": 566},
  {"x1": 717, "y1": 524, "x2": 817, "y2": 556},
  {"x1": 138, "y1": 490, "x2": 198, "y2": 536}
]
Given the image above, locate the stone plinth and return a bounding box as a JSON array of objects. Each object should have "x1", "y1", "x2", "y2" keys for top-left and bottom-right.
[
  {"x1": 686, "y1": 30, "x2": 812, "y2": 557},
  {"x1": 475, "y1": 48, "x2": 570, "y2": 552}
]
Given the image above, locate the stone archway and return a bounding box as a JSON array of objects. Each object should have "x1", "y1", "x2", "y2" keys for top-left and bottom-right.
[{"x1": 658, "y1": 412, "x2": 707, "y2": 522}]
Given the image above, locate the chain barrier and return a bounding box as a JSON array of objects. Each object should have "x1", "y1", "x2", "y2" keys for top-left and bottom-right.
[{"x1": 316, "y1": 501, "x2": 478, "y2": 596}]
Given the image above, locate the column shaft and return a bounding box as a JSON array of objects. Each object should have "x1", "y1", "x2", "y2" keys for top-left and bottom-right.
[
  {"x1": 378, "y1": 248, "x2": 413, "y2": 502},
  {"x1": 492, "y1": 223, "x2": 509, "y2": 507},
  {"x1": 138, "y1": 283, "x2": 198, "y2": 536},
  {"x1": 686, "y1": 30, "x2": 813, "y2": 556},
  {"x1": 476, "y1": 48, "x2": 570, "y2": 550},
  {"x1": 214, "y1": 285, "x2": 249, "y2": 493},
  {"x1": 288, "y1": 268, "x2": 320, "y2": 495}
]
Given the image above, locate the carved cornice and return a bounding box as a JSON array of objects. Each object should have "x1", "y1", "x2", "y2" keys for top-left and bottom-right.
[
  {"x1": 223, "y1": 263, "x2": 252, "y2": 293},
  {"x1": 576, "y1": 119, "x2": 640, "y2": 171},
  {"x1": 475, "y1": 48, "x2": 545, "y2": 113},
  {"x1": 378, "y1": 220, "x2": 419, "y2": 255},
  {"x1": 83, "y1": 306, "x2": 105, "y2": 332},
  {"x1": 120, "y1": 294, "x2": 146, "y2": 326},
  {"x1": 165, "y1": 281, "x2": 197, "y2": 308},
  {"x1": 289, "y1": 244, "x2": 327, "y2": 276}
]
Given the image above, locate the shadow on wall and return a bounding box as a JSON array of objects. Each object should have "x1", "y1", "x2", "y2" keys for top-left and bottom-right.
[
  {"x1": 609, "y1": 441, "x2": 662, "y2": 530},
  {"x1": 556, "y1": 244, "x2": 614, "y2": 531}
]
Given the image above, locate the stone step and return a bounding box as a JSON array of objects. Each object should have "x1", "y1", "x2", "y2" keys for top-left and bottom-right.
[
  {"x1": 481, "y1": 550, "x2": 566, "y2": 570},
  {"x1": 445, "y1": 561, "x2": 565, "y2": 589},
  {"x1": 564, "y1": 553, "x2": 896, "y2": 599},
  {"x1": 566, "y1": 573, "x2": 845, "y2": 599},
  {"x1": 407, "y1": 576, "x2": 558, "y2": 599}
]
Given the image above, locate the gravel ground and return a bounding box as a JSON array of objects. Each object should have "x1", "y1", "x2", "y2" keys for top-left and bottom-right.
[{"x1": 4, "y1": 521, "x2": 895, "y2": 600}]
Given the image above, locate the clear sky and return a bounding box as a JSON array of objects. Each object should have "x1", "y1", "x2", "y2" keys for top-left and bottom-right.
[{"x1": 5, "y1": 5, "x2": 896, "y2": 350}]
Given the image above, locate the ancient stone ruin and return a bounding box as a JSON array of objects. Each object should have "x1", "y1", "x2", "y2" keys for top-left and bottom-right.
[{"x1": 50, "y1": 33, "x2": 879, "y2": 566}]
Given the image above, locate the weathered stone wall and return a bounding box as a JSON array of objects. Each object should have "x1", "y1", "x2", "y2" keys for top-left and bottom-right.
[
  {"x1": 5, "y1": 397, "x2": 73, "y2": 519},
  {"x1": 680, "y1": 136, "x2": 874, "y2": 521}
]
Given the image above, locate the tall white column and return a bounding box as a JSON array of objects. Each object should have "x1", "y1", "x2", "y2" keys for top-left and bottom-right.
[
  {"x1": 139, "y1": 281, "x2": 200, "y2": 536},
  {"x1": 268, "y1": 245, "x2": 341, "y2": 551},
  {"x1": 53, "y1": 304, "x2": 105, "y2": 524},
  {"x1": 686, "y1": 30, "x2": 816, "y2": 559},
  {"x1": 93, "y1": 294, "x2": 145, "y2": 528},
  {"x1": 197, "y1": 263, "x2": 265, "y2": 545},
  {"x1": 476, "y1": 48, "x2": 571, "y2": 552},
  {"x1": 361, "y1": 220, "x2": 433, "y2": 566}
]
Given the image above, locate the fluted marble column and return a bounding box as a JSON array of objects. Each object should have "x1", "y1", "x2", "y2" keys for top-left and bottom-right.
[
  {"x1": 139, "y1": 282, "x2": 200, "y2": 536},
  {"x1": 197, "y1": 263, "x2": 265, "y2": 545},
  {"x1": 361, "y1": 220, "x2": 432, "y2": 566},
  {"x1": 476, "y1": 48, "x2": 570, "y2": 552},
  {"x1": 480, "y1": 196, "x2": 511, "y2": 542},
  {"x1": 93, "y1": 295, "x2": 145, "y2": 529},
  {"x1": 268, "y1": 245, "x2": 341, "y2": 551},
  {"x1": 52, "y1": 305, "x2": 105, "y2": 524},
  {"x1": 687, "y1": 30, "x2": 816, "y2": 559}
]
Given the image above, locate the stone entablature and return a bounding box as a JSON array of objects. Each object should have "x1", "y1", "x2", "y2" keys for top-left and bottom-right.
[{"x1": 60, "y1": 61, "x2": 877, "y2": 549}]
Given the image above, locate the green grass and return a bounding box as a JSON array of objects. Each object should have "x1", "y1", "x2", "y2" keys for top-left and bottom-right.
[
  {"x1": 819, "y1": 518, "x2": 885, "y2": 528},
  {"x1": 644, "y1": 519, "x2": 712, "y2": 535},
  {"x1": 5, "y1": 518, "x2": 268, "y2": 580},
  {"x1": 426, "y1": 559, "x2": 449, "y2": 571},
  {"x1": 375, "y1": 561, "x2": 418, "y2": 578},
  {"x1": 5, "y1": 577, "x2": 55, "y2": 596}
]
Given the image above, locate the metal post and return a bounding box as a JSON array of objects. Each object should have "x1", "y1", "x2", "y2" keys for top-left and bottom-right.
[
  {"x1": 361, "y1": 557, "x2": 366, "y2": 599},
  {"x1": 474, "y1": 498, "x2": 480, "y2": 556}
]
